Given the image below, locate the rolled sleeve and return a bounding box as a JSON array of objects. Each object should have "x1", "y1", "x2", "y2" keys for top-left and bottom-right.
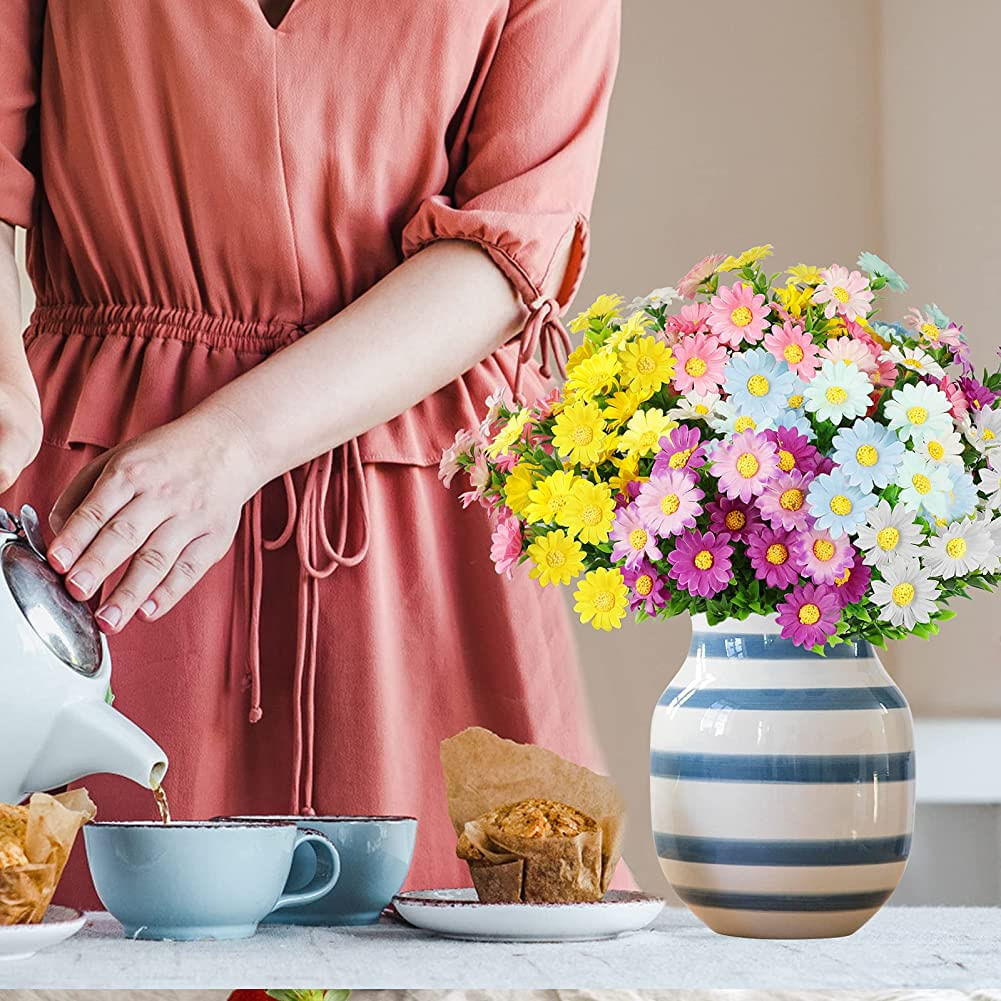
[{"x1": 0, "y1": 0, "x2": 44, "y2": 228}]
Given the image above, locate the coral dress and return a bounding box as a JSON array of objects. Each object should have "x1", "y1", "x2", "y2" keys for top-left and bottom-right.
[{"x1": 0, "y1": 1, "x2": 620, "y2": 906}]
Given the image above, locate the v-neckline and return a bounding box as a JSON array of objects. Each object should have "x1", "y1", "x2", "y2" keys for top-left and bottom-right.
[{"x1": 255, "y1": 0, "x2": 297, "y2": 31}]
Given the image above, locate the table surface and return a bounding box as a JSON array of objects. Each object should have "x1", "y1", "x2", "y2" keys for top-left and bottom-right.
[{"x1": 1, "y1": 907, "x2": 999, "y2": 990}]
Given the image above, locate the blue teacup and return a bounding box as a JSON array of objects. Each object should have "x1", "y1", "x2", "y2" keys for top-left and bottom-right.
[
  {"x1": 223, "y1": 815, "x2": 417, "y2": 925},
  {"x1": 84, "y1": 820, "x2": 340, "y2": 940}
]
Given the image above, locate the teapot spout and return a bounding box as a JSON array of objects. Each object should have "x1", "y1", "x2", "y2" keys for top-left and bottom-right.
[{"x1": 22, "y1": 699, "x2": 168, "y2": 798}]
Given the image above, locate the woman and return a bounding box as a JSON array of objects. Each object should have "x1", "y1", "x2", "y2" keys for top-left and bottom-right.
[{"x1": 0, "y1": 0, "x2": 620, "y2": 906}]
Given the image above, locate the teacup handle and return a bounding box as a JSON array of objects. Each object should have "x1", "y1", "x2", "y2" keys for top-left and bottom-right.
[{"x1": 270, "y1": 831, "x2": 341, "y2": 913}]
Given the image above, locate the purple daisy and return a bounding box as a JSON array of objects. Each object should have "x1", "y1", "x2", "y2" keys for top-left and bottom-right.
[
  {"x1": 705, "y1": 496, "x2": 760, "y2": 541},
  {"x1": 652, "y1": 426, "x2": 708, "y2": 476},
  {"x1": 831, "y1": 552, "x2": 872, "y2": 607},
  {"x1": 615, "y1": 479, "x2": 643, "y2": 510},
  {"x1": 637, "y1": 469, "x2": 704, "y2": 538},
  {"x1": 763, "y1": 426, "x2": 821, "y2": 476},
  {"x1": 711, "y1": 429, "x2": 780, "y2": 503},
  {"x1": 757, "y1": 469, "x2": 816, "y2": 532},
  {"x1": 610, "y1": 504, "x2": 663, "y2": 568},
  {"x1": 793, "y1": 528, "x2": 855, "y2": 585},
  {"x1": 958, "y1": 376, "x2": 998, "y2": 413},
  {"x1": 746, "y1": 526, "x2": 803, "y2": 590},
  {"x1": 776, "y1": 582, "x2": 842, "y2": 649},
  {"x1": 623, "y1": 560, "x2": 669, "y2": 614},
  {"x1": 667, "y1": 529, "x2": 734, "y2": 597}
]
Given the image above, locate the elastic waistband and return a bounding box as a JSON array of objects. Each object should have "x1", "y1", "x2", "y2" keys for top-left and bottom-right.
[{"x1": 29, "y1": 302, "x2": 306, "y2": 352}]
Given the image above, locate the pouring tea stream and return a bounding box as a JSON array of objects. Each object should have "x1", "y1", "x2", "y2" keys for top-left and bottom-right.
[{"x1": 0, "y1": 505, "x2": 168, "y2": 805}]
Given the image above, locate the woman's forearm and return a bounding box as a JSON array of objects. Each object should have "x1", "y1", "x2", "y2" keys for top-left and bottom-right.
[
  {"x1": 0, "y1": 223, "x2": 39, "y2": 406},
  {"x1": 193, "y1": 240, "x2": 530, "y2": 485}
]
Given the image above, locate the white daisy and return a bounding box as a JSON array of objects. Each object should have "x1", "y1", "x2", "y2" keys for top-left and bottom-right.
[
  {"x1": 884, "y1": 382, "x2": 954, "y2": 443},
  {"x1": 897, "y1": 452, "x2": 952, "y2": 519},
  {"x1": 668, "y1": 391, "x2": 722, "y2": 423},
  {"x1": 923, "y1": 520, "x2": 992, "y2": 578},
  {"x1": 855, "y1": 499, "x2": 925, "y2": 569},
  {"x1": 627, "y1": 286, "x2": 681, "y2": 314},
  {"x1": 973, "y1": 513, "x2": 1001, "y2": 572},
  {"x1": 880, "y1": 344, "x2": 946, "y2": 380},
  {"x1": 977, "y1": 461, "x2": 1001, "y2": 510},
  {"x1": 803, "y1": 359, "x2": 874, "y2": 426},
  {"x1": 913, "y1": 428, "x2": 965, "y2": 467},
  {"x1": 706, "y1": 398, "x2": 775, "y2": 437},
  {"x1": 962, "y1": 407, "x2": 1001, "y2": 455},
  {"x1": 870, "y1": 557, "x2": 940, "y2": 630}
]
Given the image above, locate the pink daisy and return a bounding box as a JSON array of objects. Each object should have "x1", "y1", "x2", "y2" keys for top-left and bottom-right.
[
  {"x1": 439, "y1": 428, "x2": 479, "y2": 487},
  {"x1": 665, "y1": 301, "x2": 711, "y2": 336},
  {"x1": 667, "y1": 529, "x2": 734, "y2": 598},
  {"x1": 710, "y1": 429, "x2": 780, "y2": 502},
  {"x1": 763, "y1": 427, "x2": 821, "y2": 476},
  {"x1": 707, "y1": 283, "x2": 770, "y2": 347},
  {"x1": 763, "y1": 321, "x2": 821, "y2": 379},
  {"x1": 653, "y1": 426, "x2": 708, "y2": 476},
  {"x1": 637, "y1": 469, "x2": 705, "y2": 538},
  {"x1": 872, "y1": 353, "x2": 899, "y2": 388},
  {"x1": 705, "y1": 496, "x2": 760, "y2": 541},
  {"x1": 490, "y1": 515, "x2": 523, "y2": 579},
  {"x1": 831, "y1": 552, "x2": 871, "y2": 608},
  {"x1": 937, "y1": 374, "x2": 969, "y2": 420},
  {"x1": 746, "y1": 526, "x2": 803, "y2": 590},
  {"x1": 623, "y1": 561, "x2": 669, "y2": 615},
  {"x1": 610, "y1": 504, "x2": 663, "y2": 568},
  {"x1": 905, "y1": 308, "x2": 965, "y2": 351},
  {"x1": 793, "y1": 528, "x2": 855, "y2": 585},
  {"x1": 678, "y1": 253, "x2": 726, "y2": 299},
  {"x1": 757, "y1": 469, "x2": 816, "y2": 532},
  {"x1": 671, "y1": 332, "x2": 728, "y2": 395},
  {"x1": 776, "y1": 582, "x2": 842, "y2": 649},
  {"x1": 813, "y1": 266, "x2": 874, "y2": 321},
  {"x1": 819, "y1": 335, "x2": 878, "y2": 374}
]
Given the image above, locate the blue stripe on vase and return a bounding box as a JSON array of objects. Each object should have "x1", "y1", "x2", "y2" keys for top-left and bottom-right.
[
  {"x1": 650, "y1": 750, "x2": 915, "y2": 783},
  {"x1": 690, "y1": 632, "x2": 872, "y2": 661},
  {"x1": 654, "y1": 832, "x2": 911, "y2": 866},
  {"x1": 658, "y1": 686, "x2": 907, "y2": 711},
  {"x1": 673, "y1": 886, "x2": 893, "y2": 913}
]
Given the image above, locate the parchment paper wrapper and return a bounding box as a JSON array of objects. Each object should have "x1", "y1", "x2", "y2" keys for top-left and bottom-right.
[
  {"x1": 440, "y1": 727, "x2": 625, "y2": 903},
  {"x1": 0, "y1": 789, "x2": 96, "y2": 925}
]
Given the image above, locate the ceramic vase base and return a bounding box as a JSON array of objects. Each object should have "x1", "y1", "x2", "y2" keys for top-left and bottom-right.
[{"x1": 686, "y1": 904, "x2": 880, "y2": 940}]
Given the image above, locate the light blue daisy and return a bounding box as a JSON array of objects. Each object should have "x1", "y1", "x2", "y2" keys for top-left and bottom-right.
[
  {"x1": 772, "y1": 410, "x2": 817, "y2": 442},
  {"x1": 806, "y1": 469, "x2": 878, "y2": 539},
  {"x1": 873, "y1": 321, "x2": 910, "y2": 344},
  {"x1": 803, "y1": 359, "x2": 874, "y2": 426},
  {"x1": 723, "y1": 349, "x2": 798, "y2": 421},
  {"x1": 857, "y1": 251, "x2": 909, "y2": 292},
  {"x1": 941, "y1": 465, "x2": 978, "y2": 523},
  {"x1": 832, "y1": 418, "x2": 906, "y2": 491}
]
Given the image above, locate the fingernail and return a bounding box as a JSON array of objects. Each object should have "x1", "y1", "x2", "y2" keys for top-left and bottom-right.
[
  {"x1": 96, "y1": 604, "x2": 121, "y2": 629},
  {"x1": 68, "y1": 569, "x2": 95, "y2": 595},
  {"x1": 49, "y1": 546, "x2": 71, "y2": 571},
  {"x1": 139, "y1": 599, "x2": 157, "y2": 618}
]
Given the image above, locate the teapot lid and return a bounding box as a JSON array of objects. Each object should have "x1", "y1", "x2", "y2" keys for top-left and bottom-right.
[{"x1": 0, "y1": 505, "x2": 102, "y2": 677}]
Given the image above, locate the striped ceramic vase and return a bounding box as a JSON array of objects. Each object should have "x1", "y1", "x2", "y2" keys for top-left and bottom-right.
[{"x1": 650, "y1": 612, "x2": 915, "y2": 939}]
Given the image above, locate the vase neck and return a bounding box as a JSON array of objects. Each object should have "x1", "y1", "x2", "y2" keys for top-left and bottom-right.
[{"x1": 688, "y1": 613, "x2": 875, "y2": 662}]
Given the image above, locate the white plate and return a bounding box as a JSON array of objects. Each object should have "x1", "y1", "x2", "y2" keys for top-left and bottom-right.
[
  {"x1": 393, "y1": 888, "x2": 665, "y2": 942},
  {"x1": 0, "y1": 906, "x2": 86, "y2": 961}
]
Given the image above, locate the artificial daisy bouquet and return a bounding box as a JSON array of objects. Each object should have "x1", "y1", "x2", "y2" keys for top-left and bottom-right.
[{"x1": 441, "y1": 246, "x2": 1001, "y2": 650}]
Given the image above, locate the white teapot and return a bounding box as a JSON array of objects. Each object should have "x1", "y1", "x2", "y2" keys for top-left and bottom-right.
[{"x1": 0, "y1": 505, "x2": 167, "y2": 803}]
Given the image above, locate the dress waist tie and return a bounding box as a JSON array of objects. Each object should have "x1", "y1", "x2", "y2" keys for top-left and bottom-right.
[
  {"x1": 245, "y1": 439, "x2": 371, "y2": 816},
  {"x1": 515, "y1": 295, "x2": 572, "y2": 400}
]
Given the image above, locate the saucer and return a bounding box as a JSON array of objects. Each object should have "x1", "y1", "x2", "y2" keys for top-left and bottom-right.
[
  {"x1": 392, "y1": 888, "x2": 664, "y2": 942},
  {"x1": 0, "y1": 906, "x2": 86, "y2": 961}
]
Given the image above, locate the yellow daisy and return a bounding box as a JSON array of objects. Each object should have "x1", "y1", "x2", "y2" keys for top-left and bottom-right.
[
  {"x1": 606, "y1": 311, "x2": 651, "y2": 351},
  {"x1": 718, "y1": 244, "x2": 774, "y2": 273},
  {"x1": 775, "y1": 282, "x2": 814, "y2": 317},
  {"x1": 786, "y1": 264, "x2": 824, "y2": 286},
  {"x1": 568, "y1": 293, "x2": 624, "y2": 334},
  {"x1": 486, "y1": 407, "x2": 531, "y2": 458},
  {"x1": 565, "y1": 340, "x2": 594, "y2": 375},
  {"x1": 619, "y1": 336, "x2": 676, "y2": 395},
  {"x1": 618, "y1": 408, "x2": 676, "y2": 457},
  {"x1": 603, "y1": 388, "x2": 643, "y2": 427},
  {"x1": 525, "y1": 470, "x2": 578, "y2": 524},
  {"x1": 552, "y1": 400, "x2": 608, "y2": 466},
  {"x1": 560, "y1": 480, "x2": 616, "y2": 545},
  {"x1": 608, "y1": 454, "x2": 644, "y2": 496},
  {"x1": 574, "y1": 568, "x2": 629, "y2": 631},
  {"x1": 566, "y1": 352, "x2": 620, "y2": 399},
  {"x1": 503, "y1": 461, "x2": 537, "y2": 516},
  {"x1": 527, "y1": 529, "x2": 585, "y2": 587}
]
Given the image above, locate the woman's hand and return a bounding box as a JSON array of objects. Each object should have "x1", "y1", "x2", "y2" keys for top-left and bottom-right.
[
  {"x1": 47, "y1": 404, "x2": 263, "y2": 634},
  {"x1": 0, "y1": 379, "x2": 42, "y2": 493}
]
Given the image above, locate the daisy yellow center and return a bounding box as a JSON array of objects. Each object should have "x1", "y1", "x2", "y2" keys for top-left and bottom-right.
[
  {"x1": 572, "y1": 425, "x2": 594, "y2": 446},
  {"x1": 892, "y1": 582, "x2": 916, "y2": 607},
  {"x1": 638, "y1": 431, "x2": 658, "y2": 450},
  {"x1": 551, "y1": 494, "x2": 570, "y2": 514},
  {"x1": 783, "y1": 344, "x2": 805, "y2": 365},
  {"x1": 636, "y1": 356, "x2": 656, "y2": 375},
  {"x1": 730, "y1": 306, "x2": 753, "y2": 328},
  {"x1": 778, "y1": 449, "x2": 796, "y2": 472},
  {"x1": 724, "y1": 510, "x2": 747, "y2": 531},
  {"x1": 685, "y1": 357, "x2": 708, "y2": 378},
  {"x1": 592, "y1": 590, "x2": 615, "y2": 612},
  {"x1": 669, "y1": 448, "x2": 694, "y2": 469},
  {"x1": 826, "y1": 386, "x2": 848, "y2": 405},
  {"x1": 832, "y1": 286, "x2": 850, "y2": 304},
  {"x1": 580, "y1": 504, "x2": 602, "y2": 526},
  {"x1": 813, "y1": 539, "x2": 836, "y2": 562},
  {"x1": 766, "y1": 544, "x2": 788, "y2": 565},
  {"x1": 660, "y1": 494, "x2": 681, "y2": 516},
  {"x1": 906, "y1": 406, "x2": 928, "y2": 425},
  {"x1": 736, "y1": 453, "x2": 760, "y2": 478},
  {"x1": 903, "y1": 357, "x2": 923, "y2": 369},
  {"x1": 780, "y1": 488, "x2": 805, "y2": 511},
  {"x1": 635, "y1": 574, "x2": 654, "y2": 596},
  {"x1": 788, "y1": 394, "x2": 805, "y2": 409},
  {"x1": 694, "y1": 404, "x2": 709, "y2": 415},
  {"x1": 629, "y1": 528, "x2": 649, "y2": 551},
  {"x1": 798, "y1": 603, "x2": 821, "y2": 625},
  {"x1": 877, "y1": 527, "x2": 900, "y2": 551},
  {"x1": 946, "y1": 537, "x2": 968, "y2": 559},
  {"x1": 856, "y1": 445, "x2": 879, "y2": 467},
  {"x1": 921, "y1": 323, "x2": 939, "y2": 341},
  {"x1": 927, "y1": 440, "x2": 945, "y2": 460},
  {"x1": 747, "y1": 375, "x2": 770, "y2": 397},
  {"x1": 911, "y1": 473, "x2": 932, "y2": 495},
  {"x1": 694, "y1": 549, "x2": 715, "y2": 571},
  {"x1": 835, "y1": 567, "x2": 852, "y2": 586},
  {"x1": 984, "y1": 429, "x2": 997, "y2": 441},
  {"x1": 830, "y1": 495, "x2": 853, "y2": 516},
  {"x1": 545, "y1": 550, "x2": 566, "y2": 569},
  {"x1": 734, "y1": 416, "x2": 757, "y2": 432}
]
